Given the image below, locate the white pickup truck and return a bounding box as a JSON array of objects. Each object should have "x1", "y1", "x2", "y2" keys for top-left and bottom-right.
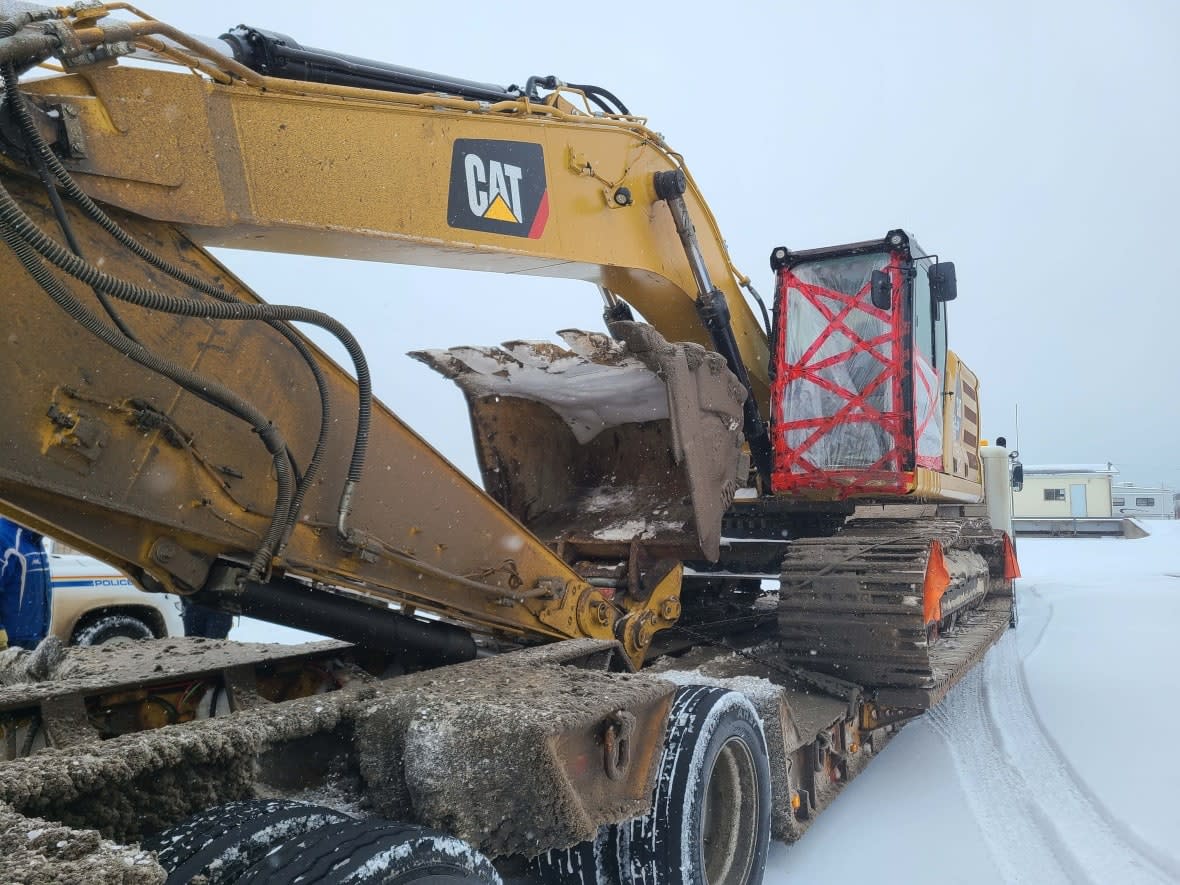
[{"x1": 46, "y1": 541, "x2": 185, "y2": 645}]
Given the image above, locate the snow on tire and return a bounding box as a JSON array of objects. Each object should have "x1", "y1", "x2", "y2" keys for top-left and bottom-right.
[
  {"x1": 141, "y1": 799, "x2": 353, "y2": 884},
  {"x1": 235, "y1": 819, "x2": 502, "y2": 883},
  {"x1": 530, "y1": 823, "x2": 625, "y2": 884},
  {"x1": 622, "y1": 685, "x2": 771, "y2": 885}
]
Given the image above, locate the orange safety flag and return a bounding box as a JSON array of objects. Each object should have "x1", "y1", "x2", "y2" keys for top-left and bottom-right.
[
  {"x1": 1002, "y1": 531, "x2": 1022, "y2": 580},
  {"x1": 922, "y1": 540, "x2": 951, "y2": 625}
]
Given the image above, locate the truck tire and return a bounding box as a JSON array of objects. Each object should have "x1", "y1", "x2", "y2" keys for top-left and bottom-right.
[
  {"x1": 73, "y1": 612, "x2": 155, "y2": 645},
  {"x1": 141, "y1": 799, "x2": 353, "y2": 884},
  {"x1": 620, "y1": 686, "x2": 771, "y2": 885},
  {"x1": 237, "y1": 819, "x2": 501, "y2": 883},
  {"x1": 530, "y1": 824, "x2": 625, "y2": 884}
]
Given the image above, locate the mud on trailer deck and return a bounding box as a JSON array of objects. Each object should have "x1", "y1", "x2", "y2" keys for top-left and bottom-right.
[{"x1": 0, "y1": 629, "x2": 976, "y2": 883}]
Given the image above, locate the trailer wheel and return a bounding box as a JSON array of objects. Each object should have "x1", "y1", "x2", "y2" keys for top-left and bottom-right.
[
  {"x1": 73, "y1": 612, "x2": 155, "y2": 645},
  {"x1": 530, "y1": 824, "x2": 625, "y2": 884},
  {"x1": 141, "y1": 799, "x2": 352, "y2": 884},
  {"x1": 238, "y1": 819, "x2": 501, "y2": 883},
  {"x1": 621, "y1": 686, "x2": 771, "y2": 885}
]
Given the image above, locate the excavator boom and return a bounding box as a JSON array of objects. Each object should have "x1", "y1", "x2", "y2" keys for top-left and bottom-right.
[{"x1": 0, "y1": 8, "x2": 769, "y2": 663}]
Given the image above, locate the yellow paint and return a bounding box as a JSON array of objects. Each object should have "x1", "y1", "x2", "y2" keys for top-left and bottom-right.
[
  {"x1": 617, "y1": 563, "x2": 684, "y2": 667},
  {"x1": 941, "y1": 351, "x2": 983, "y2": 485},
  {"x1": 913, "y1": 468, "x2": 984, "y2": 503}
]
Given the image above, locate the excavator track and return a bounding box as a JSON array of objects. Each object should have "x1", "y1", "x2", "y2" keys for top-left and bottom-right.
[{"x1": 776, "y1": 517, "x2": 1012, "y2": 709}]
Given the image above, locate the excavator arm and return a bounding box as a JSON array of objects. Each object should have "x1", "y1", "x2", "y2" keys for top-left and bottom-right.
[{"x1": 0, "y1": 3, "x2": 765, "y2": 663}]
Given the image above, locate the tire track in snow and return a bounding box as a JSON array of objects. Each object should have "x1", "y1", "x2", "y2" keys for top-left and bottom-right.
[
  {"x1": 928, "y1": 630, "x2": 1174, "y2": 884},
  {"x1": 927, "y1": 649, "x2": 1081, "y2": 885},
  {"x1": 997, "y1": 623, "x2": 1180, "y2": 881}
]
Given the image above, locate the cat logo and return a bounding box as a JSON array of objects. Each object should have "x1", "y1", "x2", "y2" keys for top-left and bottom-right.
[{"x1": 447, "y1": 139, "x2": 549, "y2": 239}]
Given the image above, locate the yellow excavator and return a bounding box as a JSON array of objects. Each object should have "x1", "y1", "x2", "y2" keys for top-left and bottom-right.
[{"x1": 0, "y1": 5, "x2": 1019, "y2": 883}]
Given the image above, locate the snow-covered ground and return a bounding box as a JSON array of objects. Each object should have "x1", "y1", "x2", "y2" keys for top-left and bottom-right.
[
  {"x1": 770, "y1": 520, "x2": 1180, "y2": 884},
  {"x1": 225, "y1": 522, "x2": 1180, "y2": 883}
]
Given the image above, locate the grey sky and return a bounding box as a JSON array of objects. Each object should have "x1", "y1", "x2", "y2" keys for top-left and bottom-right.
[{"x1": 157, "y1": 0, "x2": 1180, "y2": 490}]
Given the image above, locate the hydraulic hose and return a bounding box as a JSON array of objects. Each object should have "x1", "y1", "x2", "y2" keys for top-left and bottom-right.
[
  {"x1": 0, "y1": 184, "x2": 371, "y2": 480},
  {"x1": 1, "y1": 63, "x2": 335, "y2": 546},
  {"x1": 0, "y1": 179, "x2": 372, "y2": 570},
  {"x1": 0, "y1": 171, "x2": 370, "y2": 539},
  {"x1": 566, "y1": 82, "x2": 630, "y2": 116},
  {"x1": 0, "y1": 212, "x2": 293, "y2": 581},
  {"x1": 1, "y1": 186, "x2": 368, "y2": 533},
  {"x1": 742, "y1": 279, "x2": 772, "y2": 339},
  {"x1": 16, "y1": 108, "x2": 140, "y2": 342}
]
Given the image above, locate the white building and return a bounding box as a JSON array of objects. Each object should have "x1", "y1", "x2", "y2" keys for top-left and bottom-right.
[
  {"x1": 1111, "y1": 483, "x2": 1174, "y2": 519},
  {"x1": 1012, "y1": 463, "x2": 1117, "y2": 519}
]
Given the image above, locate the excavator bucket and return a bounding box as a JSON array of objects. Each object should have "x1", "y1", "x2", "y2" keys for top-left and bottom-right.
[{"x1": 412, "y1": 321, "x2": 747, "y2": 562}]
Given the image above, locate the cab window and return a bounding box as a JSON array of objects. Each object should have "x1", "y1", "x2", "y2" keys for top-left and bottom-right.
[{"x1": 912, "y1": 260, "x2": 947, "y2": 370}]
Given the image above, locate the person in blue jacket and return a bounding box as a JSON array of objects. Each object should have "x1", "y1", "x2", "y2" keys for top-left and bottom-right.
[{"x1": 0, "y1": 517, "x2": 53, "y2": 650}]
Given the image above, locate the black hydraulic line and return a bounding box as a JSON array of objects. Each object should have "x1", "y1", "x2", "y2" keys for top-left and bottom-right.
[
  {"x1": 652, "y1": 169, "x2": 775, "y2": 489},
  {"x1": 1, "y1": 62, "x2": 333, "y2": 546},
  {"x1": 522, "y1": 75, "x2": 552, "y2": 99},
  {"x1": 220, "y1": 26, "x2": 517, "y2": 102},
  {"x1": 0, "y1": 181, "x2": 374, "y2": 572},
  {"x1": 521, "y1": 75, "x2": 630, "y2": 115},
  {"x1": 222, "y1": 578, "x2": 477, "y2": 666},
  {"x1": 219, "y1": 29, "x2": 633, "y2": 119},
  {"x1": 16, "y1": 104, "x2": 139, "y2": 342},
  {"x1": 743, "y1": 279, "x2": 772, "y2": 339},
  {"x1": 0, "y1": 184, "x2": 369, "y2": 401},
  {"x1": 566, "y1": 82, "x2": 630, "y2": 116},
  {"x1": 0, "y1": 212, "x2": 293, "y2": 581},
  {"x1": 0, "y1": 178, "x2": 370, "y2": 541},
  {"x1": 585, "y1": 92, "x2": 616, "y2": 116},
  {"x1": 0, "y1": 26, "x2": 57, "y2": 72}
]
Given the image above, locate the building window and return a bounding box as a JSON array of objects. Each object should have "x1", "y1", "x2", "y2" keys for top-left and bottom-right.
[
  {"x1": 1044, "y1": 488, "x2": 1066, "y2": 501},
  {"x1": 1136, "y1": 497, "x2": 1155, "y2": 507},
  {"x1": 1112, "y1": 497, "x2": 1125, "y2": 507}
]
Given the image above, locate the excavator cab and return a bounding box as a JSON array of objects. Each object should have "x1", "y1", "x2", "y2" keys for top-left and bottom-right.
[{"x1": 768, "y1": 230, "x2": 981, "y2": 502}]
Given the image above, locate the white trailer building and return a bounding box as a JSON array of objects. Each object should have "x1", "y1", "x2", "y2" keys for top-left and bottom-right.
[{"x1": 1111, "y1": 483, "x2": 1174, "y2": 519}]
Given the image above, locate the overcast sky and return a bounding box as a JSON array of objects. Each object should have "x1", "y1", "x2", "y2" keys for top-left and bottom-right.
[{"x1": 152, "y1": 0, "x2": 1180, "y2": 490}]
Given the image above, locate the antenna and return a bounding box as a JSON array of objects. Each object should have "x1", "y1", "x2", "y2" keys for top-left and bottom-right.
[{"x1": 1015, "y1": 403, "x2": 1021, "y2": 453}]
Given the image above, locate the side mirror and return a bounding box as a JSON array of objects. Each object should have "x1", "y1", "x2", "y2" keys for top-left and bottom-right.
[
  {"x1": 1010, "y1": 461, "x2": 1024, "y2": 492},
  {"x1": 869, "y1": 269, "x2": 893, "y2": 310},
  {"x1": 929, "y1": 261, "x2": 957, "y2": 302}
]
